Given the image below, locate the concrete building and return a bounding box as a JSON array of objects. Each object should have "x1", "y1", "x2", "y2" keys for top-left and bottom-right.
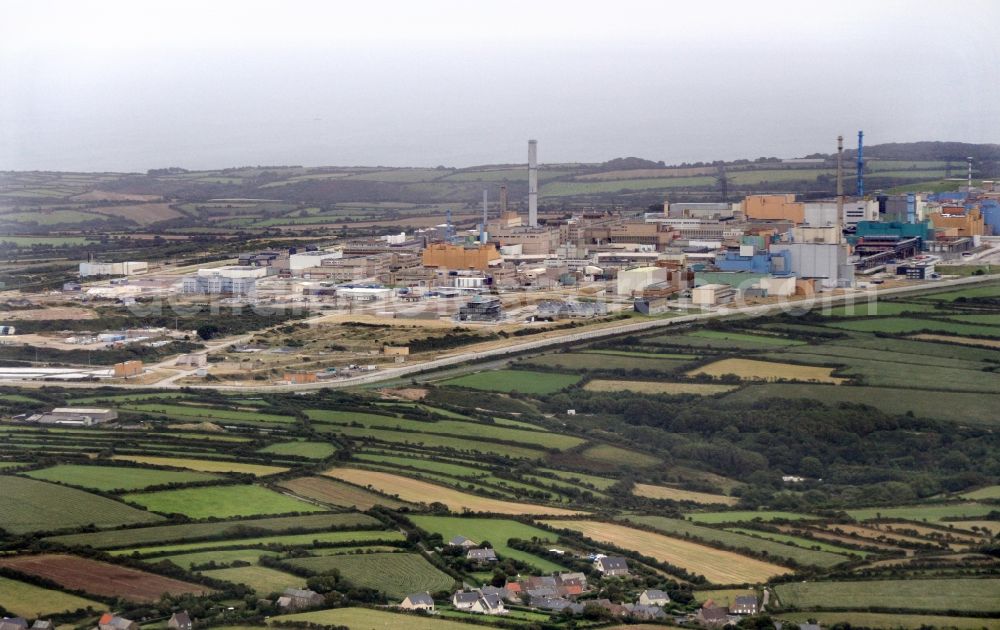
[
  {"x1": 29, "y1": 407, "x2": 118, "y2": 426},
  {"x1": 457, "y1": 295, "x2": 504, "y2": 322},
  {"x1": 422, "y1": 243, "x2": 501, "y2": 271},
  {"x1": 804, "y1": 200, "x2": 878, "y2": 226},
  {"x1": 288, "y1": 250, "x2": 343, "y2": 272},
  {"x1": 616, "y1": 266, "x2": 667, "y2": 296},
  {"x1": 490, "y1": 226, "x2": 560, "y2": 255},
  {"x1": 691, "y1": 283, "x2": 736, "y2": 306},
  {"x1": 744, "y1": 194, "x2": 804, "y2": 223},
  {"x1": 667, "y1": 202, "x2": 733, "y2": 219},
  {"x1": 79, "y1": 261, "x2": 148, "y2": 277},
  {"x1": 183, "y1": 266, "x2": 263, "y2": 296},
  {"x1": 929, "y1": 206, "x2": 985, "y2": 237},
  {"x1": 770, "y1": 242, "x2": 853, "y2": 288}
]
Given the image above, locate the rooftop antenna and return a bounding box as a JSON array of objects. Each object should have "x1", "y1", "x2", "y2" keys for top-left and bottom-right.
[{"x1": 856, "y1": 131, "x2": 864, "y2": 197}]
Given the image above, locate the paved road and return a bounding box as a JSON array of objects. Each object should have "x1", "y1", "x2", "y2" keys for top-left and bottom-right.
[{"x1": 5, "y1": 273, "x2": 999, "y2": 393}]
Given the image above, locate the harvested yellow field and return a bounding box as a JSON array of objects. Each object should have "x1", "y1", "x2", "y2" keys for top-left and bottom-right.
[
  {"x1": 541, "y1": 520, "x2": 789, "y2": 583},
  {"x1": 111, "y1": 455, "x2": 287, "y2": 477},
  {"x1": 910, "y1": 334, "x2": 1000, "y2": 349},
  {"x1": 688, "y1": 358, "x2": 846, "y2": 384},
  {"x1": 584, "y1": 380, "x2": 737, "y2": 395},
  {"x1": 633, "y1": 483, "x2": 738, "y2": 505},
  {"x1": 324, "y1": 468, "x2": 584, "y2": 516},
  {"x1": 950, "y1": 521, "x2": 1000, "y2": 535}
]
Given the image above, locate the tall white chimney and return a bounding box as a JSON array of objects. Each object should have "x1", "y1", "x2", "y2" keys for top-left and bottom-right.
[{"x1": 528, "y1": 139, "x2": 538, "y2": 227}]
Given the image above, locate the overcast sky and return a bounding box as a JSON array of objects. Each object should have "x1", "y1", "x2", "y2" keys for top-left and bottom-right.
[{"x1": 2, "y1": 0, "x2": 998, "y2": 172}]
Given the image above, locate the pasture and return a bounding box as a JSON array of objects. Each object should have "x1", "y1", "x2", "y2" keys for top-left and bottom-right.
[
  {"x1": 410, "y1": 515, "x2": 567, "y2": 573},
  {"x1": 279, "y1": 476, "x2": 413, "y2": 510},
  {"x1": 778, "y1": 612, "x2": 1000, "y2": 630},
  {"x1": 0, "y1": 575, "x2": 102, "y2": 617},
  {"x1": 114, "y1": 529, "x2": 404, "y2": 556},
  {"x1": 23, "y1": 464, "x2": 219, "y2": 491},
  {"x1": 689, "y1": 330, "x2": 805, "y2": 346},
  {"x1": 774, "y1": 578, "x2": 1000, "y2": 612},
  {"x1": 0, "y1": 553, "x2": 211, "y2": 603},
  {"x1": 0, "y1": 476, "x2": 162, "y2": 534},
  {"x1": 162, "y1": 548, "x2": 280, "y2": 569},
  {"x1": 961, "y1": 485, "x2": 1000, "y2": 500},
  {"x1": 202, "y1": 565, "x2": 303, "y2": 595},
  {"x1": 318, "y1": 425, "x2": 547, "y2": 459},
  {"x1": 353, "y1": 453, "x2": 491, "y2": 478},
  {"x1": 688, "y1": 358, "x2": 846, "y2": 384},
  {"x1": 441, "y1": 369, "x2": 581, "y2": 394},
  {"x1": 323, "y1": 468, "x2": 584, "y2": 516},
  {"x1": 632, "y1": 483, "x2": 738, "y2": 505},
  {"x1": 626, "y1": 516, "x2": 849, "y2": 568},
  {"x1": 584, "y1": 380, "x2": 737, "y2": 395},
  {"x1": 825, "y1": 317, "x2": 1000, "y2": 338},
  {"x1": 284, "y1": 552, "x2": 455, "y2": 598},
  {"x1": 123, "y1": 484, "x2": 323, "y2": 519},
  {"x1": 543, "y1": 520, "x2": 790, "y2": 583},
  {"x1": 524, "y1": 352, "x2": 693, "y2": 372},
  {"x1": 271, "y1": 608, "x2": 482, "y2": 629},
  {"x1": 45, "y1": 512, "x2": 374, "y2": 549},
  {"x1": 123, "y1": 403, "x2": 296, "y2": 424},
  {"x1": 111, "y1": 455, "x2": 288, "y2": 476},
  {"x1": 846, "y1": 502, "x2": 994, "y2": 523},
  {"x1": 579, "y1": 444, "x2": 661, "y2": 468},
  {"x1": 257, "y1": 440, "x2": 337, "y2": 459},
  {"x1": 687, "y1": 510, "x2": 818, "y2": 524}
]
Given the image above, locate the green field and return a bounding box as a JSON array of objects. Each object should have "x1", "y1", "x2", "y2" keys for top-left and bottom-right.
[
  {"x1": 523, "y1": 352, "x2": 692, "y2": 372},
  {"x1": 410, "y1": 515, "x2": 567, "y2": 573},
  {"x1": 625, "y1": 516, "x2": 851, "y2": 567},
  {"x1": 687, "y1": 510, "x2": 818, "y2": 524},
  {"x1": 122, "y1": 485, "x2": 324, "y2": 519},
  {"x1": 23, "y1": 464, "x2": 219, "y2": 491},
  {"x1": 256, "y1": 441, "x2": 337, "y2": 459},
  {"x1": 825, "y1": 301, "x2": 942, "y2": 317},
  {"x1": 0, "y1": 476, "x2": 163, "y2": 534},
  {"x1": 45, "y1": 512, "x2": 376, "y2": 549},
  {"x1": 123, "y1": 403, "x2": 296, "y2": 424},
  {"x1": 441, "y1": 369, "x2": 581, "y2": 394},
  {"x1": 161, "y1": 548, "x2": 280, "y2": 569},
  {"x1": 960, "y1": 486, "x2": 1000, "y2": 500},
  {"x1": 114, "y1": 529, "x2": 404, "y2": 556},
  {"x1": 354, "y1": 453, "x2": 490, "y2": 478},
  {"x1": 580, "y1": 444, "x2": 661, "y2": 468},
  {"x1": 271, "y1": 607, "x2": 482, "y2": 629},
  {"x1": 689, "y1": 330, "x2": 805, "y2": 346},
  {"x1": 726, "y1": 527, "x2": 868, "y2": 558},
  {"x1": 202, "y1": 565, "x2": 304, "y2": 595},
  {"x1": 285, "y1": 553, "x2": 454, "y2": 598},
  {"x1": 846, "y1": 502, "x2": 995, "y2": 523},
  {"x1": 317, "y1": 425, "x2": 547, "y2": 459},
  {"x1": 825, "y1": 317, "x2": 1000, "y2": 338},
  {"x1": 539, "y1": 468, "x2": 618, "y2": 490},
  {"x1": 0, "y1": 575, "x2": 103, "y2": 616},
  {"x1": 917, "y1": 284, "x2": 1000, "y2": 302},
  {"x1": 582, "y1": 349, "x2": 698, "y2": 359},
  {"x1": 774, "y1": 578, "x2": 1000, "y2": 612},
  {"x1": 778, "y1": 611, "x2": 1000, "y2": 630}
]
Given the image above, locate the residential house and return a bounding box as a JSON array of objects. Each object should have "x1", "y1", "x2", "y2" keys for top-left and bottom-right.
[
  {"x1": 448, "y1": 535, "x2": 477, "y2": 547},
  {"x1": 97, "y1": 615, "x2": 138, "y2": 630},
  {"x1": 535, "y1": 597, "x2": 585, "y2": 614},
  {"x1": 399, "y1": 592, "x2": 435, "y2": 611},
  {"x1": 452, "y1": 590, "x2": 481, "y2": 611},
  {"x1": 480, "y1": 585, "x2": 510, "y2": 601},
  {"x1": 638, "y1": 589, "x2": 671, "y2": 606},
  {"x1": 167, "y1": 612, "x2": 192, "y2": 630},
  {"x1": 466, "y1": 548, "x2": 497, "y2": 563},
  {"x1": 626, "y1": 604, "x2": 667, "y2": 621},
  {"x1": 594, "y1": 555, "x2": 630, "y2": 576},
  {"x1": 30, "y1": 622, "x2": 53, "y2": 630},
  {"x1": 470, "y1": 593, "x2": 507, "y2": 615},
  {"x1": 0, "y1": 619, "x2": 27, "y2": 630},
  {"x1": 588, "y1": 599, "x2": 629, "y2": 617},
  {"x1": 731, "y1": 595, "x2": 758, "y2": 615},
  {"x1": 276, "y1": 588, "x2": 324, "y2": 611},
  {"x1": 504, "y1": 581, "x2": 523, "y2": 601},
  {"x1": 696, "y1": 603, "x2": 730, "y2": 627},
  {"x1": 775, "y1": 623, "x2": 821, "y2": 630}
]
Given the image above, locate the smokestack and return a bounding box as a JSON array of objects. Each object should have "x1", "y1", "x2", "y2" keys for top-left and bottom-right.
[
  {"x1": 528, "y1": 139, "x2": 538, "y2": 227},
  {"x1": 836, "y1": 135, "x2": 844, "y2": 222},
  {"x1": 968, "y1": 156, "x2": 974, "y2": 192},
  {"x1": 499, "y1": 184, "x2": 508, "y2": 215},
  {"x1": 856, "y1": 130, "x2": 864, "y2": 197},
  {"x1": 481, "y1": 189, "x2": 488, "y2": 244}
]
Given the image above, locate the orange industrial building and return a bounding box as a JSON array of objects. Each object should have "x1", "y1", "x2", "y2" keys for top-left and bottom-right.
[
  {"x1": 421, "y1": 243, "x2": 501, "y2": 271},
  {"x1": 113, "y1": 360, "x2": 143, "y2": 378},
  {"x1": 284, "y1": 372, "x2": 317, "y2": 384},
  {"x1": 743, "y1": 194, "x2": 805, "y2": 224},
  {"x1": 929, "y1": 206, "x2": 985, "y2": 237}
]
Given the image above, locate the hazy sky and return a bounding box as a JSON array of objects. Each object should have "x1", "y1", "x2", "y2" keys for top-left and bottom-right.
[{"x1": 2, "y1": 0, "x2": 999, "y2": 172}]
